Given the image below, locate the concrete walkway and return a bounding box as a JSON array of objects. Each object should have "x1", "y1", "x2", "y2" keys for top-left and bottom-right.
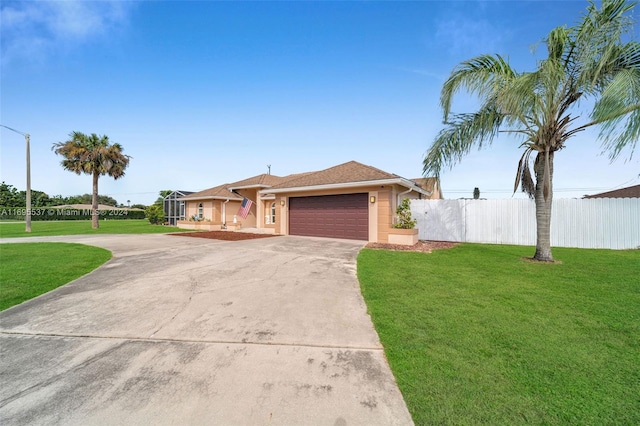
[{"x1": 0, "y1": 234, "x2": 413, "y2": 425}]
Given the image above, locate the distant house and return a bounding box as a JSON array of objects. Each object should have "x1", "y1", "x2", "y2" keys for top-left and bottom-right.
[
  {"x1": 583, "y1": 184, "x2": 640, "y2": 199},
  {"x1": 411, "y1": 177, "x2": 443, "y2": 199},
  {"x1": 163, "y1": 190, "x2": 193, "y2": 225},
  {"x1": 50, "y1": 204, "x2": 142, "y2": 211},
  {"x1": 178, "y1": 160, "x2": 441, "y2": 242}
]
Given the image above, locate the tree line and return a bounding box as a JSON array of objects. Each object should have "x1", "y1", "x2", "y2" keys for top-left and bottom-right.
[{"x1": 0, "y1": 182, "x2": 144, "y2": 209}]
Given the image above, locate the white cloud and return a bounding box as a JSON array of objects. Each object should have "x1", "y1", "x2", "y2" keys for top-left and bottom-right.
[
  {"x1": 400, "y1": 67, "x2": 445, "y2": 81},
  {"x1": 1, "y1": 0, "x2": 134, "y2": 65},
  {"x1": 434, "y1": 17, "x2": 505, "y2": 58}
]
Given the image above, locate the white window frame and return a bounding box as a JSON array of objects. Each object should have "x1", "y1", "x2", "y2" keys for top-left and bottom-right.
[{"x1": 270, "y1": 202, "x2": 276, "y2": 224}]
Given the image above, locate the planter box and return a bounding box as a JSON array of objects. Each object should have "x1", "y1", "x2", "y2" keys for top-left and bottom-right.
[
  {"x1": 176, "y1": 221, "x2": 245, "y2": 231},
  {"x1": 177, "y1": 220, "x2": 221, "y2": 231},
  {"x1": 388, "y1": 228, "x2": 419, "y2": 246},
  {"x1": 222, "y1": 223, "x2": 242, "y2": 231}
]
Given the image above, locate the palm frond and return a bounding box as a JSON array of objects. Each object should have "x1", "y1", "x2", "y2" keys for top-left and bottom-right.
[
  {"x1": 52, "y1": 131, "x2": 131, "y2": 178},
  {"x1": 441, "y1": 54, "x2": 516, "y2": 120},
  {"x1": 546, "y1": 25, "x2": 570, "y2": 61},
  {"x1": 591, "y1": 49, "x2": 640, "y2": 159},
  {"x1": 573, "y1": 0, "x2": 636, "y2": 93},
  {"x1": 428, "y1": 0, "x2": 638, "y2": 187},
  {"x1": 514, "y1": 148, "x2": 536, "y2": 198},
  {"x1": 423, "y1": 106, "x2": 504, "y2": 178},
  {"x1": 595, "y1": 77, "x2": 640, "y2": 159},
  {"x1": 497, "y1": 71, "x2": 543, "y2": 127}
]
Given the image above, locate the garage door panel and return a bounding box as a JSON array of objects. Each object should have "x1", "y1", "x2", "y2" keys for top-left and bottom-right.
[{"x1": 289, "y1": 193, "x2": 368, "y2": 240}]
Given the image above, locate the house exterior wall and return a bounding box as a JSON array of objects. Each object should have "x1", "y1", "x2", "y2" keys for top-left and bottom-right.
[
  {"x1": 261, "y1": 200, "x2": 277, "y2": 230},
  {"x1": 233, "y1": 189, "x2": 258, "y2": 227},
  {"x1": 221, "y1": 200, "x2": 241, "y2": 226},
  {"x1": 185, "y1": 200, "x2": 215, "y2": 221},
  {"x1": 431, "y1": 184, "x2": 442, "y2": 200},
  {"x1": 184, "y1": 199, "x2": 244, "y2": 226},
  {"x1": 271, "y1": 184, "x2": 414, "y2": 242},
  {"x1": 377, "y1": 188, "x2": 393, "y2": 243},
  {"x1": 181, "y1": 182, "x2": 425, "y2": 242},
  {"x1": 278, "y1": 197, "x2": 287, "y2": 235}
]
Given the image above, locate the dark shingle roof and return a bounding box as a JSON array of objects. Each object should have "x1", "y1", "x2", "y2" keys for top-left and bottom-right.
[
  {"x1": 228, "y1": 174, "x2": 286, "y2": 188},
  {"x1": 180, "y1": 184, "x2": 241, "y2": 200},
  {"x1": 269, "y1": 161, "x2": 398, "y2": 189},
  {"x1": 583, "y1": 184, "x2": 640, "y2": 199},
  {"x1": 411, "y1": 178, "x2": 439, "y2": 194},
  {"x1": 180, "y1": 161, "x2": 434, "y2": 199}
]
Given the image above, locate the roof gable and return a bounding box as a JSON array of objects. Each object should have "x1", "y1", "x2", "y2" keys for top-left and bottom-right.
[
  {"x1": 411, "y1": 177, "x2": 439, "y2": 193},
  {"x1": 181, "y1": 183, "x2": 241, "y2": 200},
  {"x1": 228, "y1": 173, "x2": 286, "y2": 189},
  {"x1": 269, "y1": 161, "x2": 398, "y2": 189}
]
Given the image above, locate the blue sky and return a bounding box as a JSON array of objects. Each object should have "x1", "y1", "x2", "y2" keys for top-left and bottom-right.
[{"x1": 1, "y1": 0, "x2": 638, "y2": 205}]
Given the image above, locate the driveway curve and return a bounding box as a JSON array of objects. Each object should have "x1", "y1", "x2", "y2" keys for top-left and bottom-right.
[{"x1": 0, "y1": 234, "x2": 413, "y2": 425}]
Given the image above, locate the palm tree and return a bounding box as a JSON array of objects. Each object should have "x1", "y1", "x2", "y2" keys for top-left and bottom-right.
[
  {"x1": 424, "y1": 0, "x2": 640, "y2": 261},
  {"x1": 53, "y1": 132, "x2": 131, "y2": 229}
]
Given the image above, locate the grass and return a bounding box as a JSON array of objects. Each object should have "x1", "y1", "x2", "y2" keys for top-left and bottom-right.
[
  {"x1": 0, "y1": 243, "x2": 112, "y2": 311},
  {"x1": 358, "y1": 244, "x2": 640, "y2": 425},
  {"x1": 0, "y1": 219, "x2": 185, "y2": 238}
]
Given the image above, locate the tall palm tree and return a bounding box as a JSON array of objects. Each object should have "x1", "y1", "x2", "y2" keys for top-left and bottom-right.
[
  {"x1": 424, "y1": 0, "x2": 640, "y2": 261},
  {"x1": 53, "y1": 132, "x2": 131, "y2": 229}
]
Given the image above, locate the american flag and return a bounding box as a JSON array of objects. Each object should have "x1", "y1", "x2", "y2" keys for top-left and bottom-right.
[{"x1": 237, "y1": 198, "x2": 253, "y2": 219}]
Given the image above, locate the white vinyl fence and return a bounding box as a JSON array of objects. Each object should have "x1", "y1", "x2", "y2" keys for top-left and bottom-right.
[{"x1": 411, "y1": 198, "x2": 640, "y2": 249}]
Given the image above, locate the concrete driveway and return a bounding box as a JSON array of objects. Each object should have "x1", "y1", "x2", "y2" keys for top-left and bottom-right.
[{"x1": 0, "y1": 234, "x2": 413, "y2": 425}]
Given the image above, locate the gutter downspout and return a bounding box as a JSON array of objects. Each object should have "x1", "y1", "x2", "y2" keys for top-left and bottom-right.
[
  {"x1": 222, "y1": 199, "x2": 229, "y2": 228},
  {"x1": 397, "y1": 188, "x2": 412, "y2": 206},
  {"x1": 395, "y1": 188, "x2": 413, "y2": 228}
]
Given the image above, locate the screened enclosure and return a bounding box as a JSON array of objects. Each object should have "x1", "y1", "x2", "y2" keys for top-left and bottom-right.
[{"x1": 164, "y1": 190, "x2": 193, "y2": 225}]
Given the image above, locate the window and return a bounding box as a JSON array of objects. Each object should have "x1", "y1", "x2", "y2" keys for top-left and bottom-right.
[
  {"x1": 271, "y1": 202, "x2": 276, "y2": 224},
  {"x1": 198, "y1": 203, "x2": 203, "y2": 219}
]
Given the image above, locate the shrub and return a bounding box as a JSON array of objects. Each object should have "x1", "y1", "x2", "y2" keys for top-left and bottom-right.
[
  {"x1": 473, "y1": 187, "x2": 480, "y2": 199},
  {"x1": 0, "y1": 206, "x2": 145, "y2": 221},
  {"x1": 145, "y1": 204, "x2": 164, "y2": 225},
  {"x1": 393, "y1": 198, "x2": 417, "y2": 229}
]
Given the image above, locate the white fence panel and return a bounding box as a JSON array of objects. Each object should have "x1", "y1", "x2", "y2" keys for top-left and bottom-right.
[
  {"x1": 414, "y1": 200, "x2": 465, "y2": 242},
  {"x1": 551, "y1": 198, "x2": 640, "y2": 249},
  {"x1": 411, "y1": 198, "x2": 640, "y2": 249},
  {"x1": 466, "y1": 199, "x2": 536, "y2": 245}
]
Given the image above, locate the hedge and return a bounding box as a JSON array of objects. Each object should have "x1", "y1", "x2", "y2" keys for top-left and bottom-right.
[{"x1": 0, "y1": 207, "x2": 146, "y2": 221}]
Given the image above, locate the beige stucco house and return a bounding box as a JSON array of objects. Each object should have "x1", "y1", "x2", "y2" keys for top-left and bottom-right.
[{"x1": 178, "y1": 161, "x2": 441, "y2": 243}]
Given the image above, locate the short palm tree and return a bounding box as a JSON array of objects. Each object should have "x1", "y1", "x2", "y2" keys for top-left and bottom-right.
[
  {"x1": 424, "y1": 0, "x2": 640, "y2": 261},
  {"x1": 53, "y1": 132, "x2": 131, "y2": 229}
]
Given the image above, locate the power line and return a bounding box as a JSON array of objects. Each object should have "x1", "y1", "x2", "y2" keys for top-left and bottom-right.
[{"x1": 0, "y1": 124, "x2": 27, "y2": 136}]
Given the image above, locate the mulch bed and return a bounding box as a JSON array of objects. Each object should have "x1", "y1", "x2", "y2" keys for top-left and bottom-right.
[
  {"x1": 171, "y1": 231, "x2": 456, "y2": 251},
  {"x1": 170, "y1": 231, "x2": 279, "y2": 241},
  {"x1": 366, "y1": 240, "x2": 459, "y2": 253}
]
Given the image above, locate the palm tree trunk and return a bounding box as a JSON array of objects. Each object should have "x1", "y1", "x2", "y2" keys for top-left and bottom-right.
[
  {"x1": 92, "y1": 171, "x2": 99, "y2": 229},
  {"x1": 533, "y1": 151, "x2": 554, "y2": 261}
]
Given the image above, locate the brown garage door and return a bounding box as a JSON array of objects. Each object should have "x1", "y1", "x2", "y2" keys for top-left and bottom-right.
[{"x1": 289, "y1": 193, "x2": 369, "y2": 240}]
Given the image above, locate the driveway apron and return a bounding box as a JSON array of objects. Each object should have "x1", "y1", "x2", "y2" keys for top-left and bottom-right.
[{"x1": 0, "y1": 234, "x2": 413, "y2": 425}]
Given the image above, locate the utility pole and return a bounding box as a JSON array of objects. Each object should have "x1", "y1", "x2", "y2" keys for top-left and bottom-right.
[
  {"x1": 0, "y1": 125, "x2": 32, "y2": 232},
  {"x1": 25, "y1": 133, "x2": 31, "y2": 232}
]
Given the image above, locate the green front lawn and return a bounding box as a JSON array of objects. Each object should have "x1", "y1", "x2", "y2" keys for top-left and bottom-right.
[
  {"x1": 0, "y1": 219, "x2": 184, "y2": 238},
  {"x1": 0, "y1": 243, "x2": 112, "y2": 310},
  {"x1": 358, "y1": 244, "x2": 640, "y2": 425}
]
